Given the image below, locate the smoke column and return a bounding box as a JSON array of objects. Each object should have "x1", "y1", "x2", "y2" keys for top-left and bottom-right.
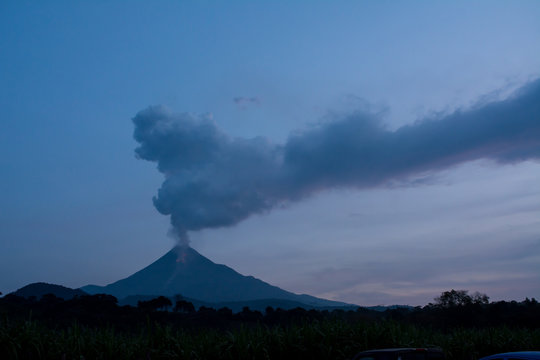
[{"x1": 133, "y1": 79, "x2": 540, "y2": 246}]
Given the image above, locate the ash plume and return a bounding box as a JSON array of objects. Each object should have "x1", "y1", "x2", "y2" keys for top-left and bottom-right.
[{"x1": 133, "y1": 79, "x2": 540, "y2": 246}]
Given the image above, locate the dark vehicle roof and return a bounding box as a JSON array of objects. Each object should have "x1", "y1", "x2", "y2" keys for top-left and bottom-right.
[{"x1": 479, "y1": 351, "x2": 540, "y2": 360}]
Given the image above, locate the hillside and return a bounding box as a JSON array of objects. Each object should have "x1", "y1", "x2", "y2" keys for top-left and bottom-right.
[
  {"x1": 82, "y1": 246, "x2": 351, "y2": 308},
  {"x1": 11, "y1": 282, "x2": 87, "y2": 300}
]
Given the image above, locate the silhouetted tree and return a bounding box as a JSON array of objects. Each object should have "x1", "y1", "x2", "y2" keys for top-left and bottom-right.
[
  {"x1": 174, "y1": 300, "x2": 195, "y2": 313},
  {"x1": 434, "y1": 289, "x2": 488, "y2": 308},
  {"x1": 156, "y1": 296, "x2": 172, "y2": 311},
  {"x1": 524, "y1": 297, "x2": 538, "y2": 306},
  {"x1": 197, "y1": 306, "x2": 217, "y2": 319},
  {"x1": 238, "y1": 306, "x2": 263, "y2": 322},
  {"x1": 471, "y1": 291, "x2": 490, "y2": 305},
  {"x1": 138, "y1": 296, "x2": 172, "y2": 311},
  {"x1": 3, "y1": 294, "x2": 25, "y2": 304},
  {"x1": 39, "y1": 293, "x2": 63, "y2": 306},
  {"x1": 217, "y1": 307, "x2": 232, "y2": 317},
  {"x1": 84, "y1": 294, "x2": 118, "y2": 305}
]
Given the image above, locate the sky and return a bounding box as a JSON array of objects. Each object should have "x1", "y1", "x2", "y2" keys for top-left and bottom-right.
[{"x1": 1, "y1": 1, "x2": 539, "y2": 306}]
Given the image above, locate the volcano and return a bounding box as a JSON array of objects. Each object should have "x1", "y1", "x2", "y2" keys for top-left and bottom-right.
[{"x1": 81, "y1": 247, "x2": 349, "y2": 308}]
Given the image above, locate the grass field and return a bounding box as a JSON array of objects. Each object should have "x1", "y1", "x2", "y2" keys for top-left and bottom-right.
[{"x1": 2, "y1": 316, "x2": 539, "y2": 360}]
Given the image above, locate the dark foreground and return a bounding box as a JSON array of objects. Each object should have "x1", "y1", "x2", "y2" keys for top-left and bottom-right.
[{"x1": 1, "y1": 294, "x2": 539, "y2": 360}]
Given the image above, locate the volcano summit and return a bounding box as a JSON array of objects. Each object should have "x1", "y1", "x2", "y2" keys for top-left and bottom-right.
[{"x1": 81, "y1": 247, "x2": 349, "y2": 308}]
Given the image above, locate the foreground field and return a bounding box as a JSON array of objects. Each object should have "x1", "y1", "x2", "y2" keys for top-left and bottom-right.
[
  {"x1": 2, "y1": 317, "x2": 540, "y2": 360},
  {"x1": 1, "y1": 292, "x2": 539, "y2": 359}
]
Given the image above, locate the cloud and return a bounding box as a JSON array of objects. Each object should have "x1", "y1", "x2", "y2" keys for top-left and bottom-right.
[
  {"x1": 284, "y1": 79, "x2": 540, "y2": 190},
  {"x1": 133, "y1": 108, "x2": 284, "y2": 244},
  {"x1": 233, "y1": 96, "x2": 260, "y2": 110},
  {"x1": 133, "y1": 79, "x2": 540, "y2": 245}
]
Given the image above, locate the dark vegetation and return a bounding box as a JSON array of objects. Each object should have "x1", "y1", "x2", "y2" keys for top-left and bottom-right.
[
  {"x1": 1, "y1": 290, "x2": 539, "y2": 359},
  {"x1": 8, "y1": 283, "x2": 87, "y2": 301}
]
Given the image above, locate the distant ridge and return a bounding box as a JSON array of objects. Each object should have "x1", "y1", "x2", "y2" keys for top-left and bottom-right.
[
  {"x1": 11, "y1": 282, "x2": 87, "y2": 300},
  {"x1": 120, "y1": 294, "x2": 359, "y2": 313},
  {"x1": 82, "y1": 247, "x2": 352, "y2": 308}
]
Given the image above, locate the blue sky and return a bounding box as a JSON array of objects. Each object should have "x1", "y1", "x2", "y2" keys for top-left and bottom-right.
[{"x1": 1, "y1": 1, "x2": 539, "y2": 305}]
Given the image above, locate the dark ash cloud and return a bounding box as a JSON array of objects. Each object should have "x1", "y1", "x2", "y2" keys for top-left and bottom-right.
[
  {"x1": 133, "y1": 79, "x2": 540, "y2": 245},
  {"x1": 133, "y1": 109, "x2": 284, "y2": 245}
]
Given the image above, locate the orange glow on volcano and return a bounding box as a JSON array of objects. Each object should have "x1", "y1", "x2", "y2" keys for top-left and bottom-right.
[{"x1": 176, "y1": 250, "x2": 187, "y2": 264}]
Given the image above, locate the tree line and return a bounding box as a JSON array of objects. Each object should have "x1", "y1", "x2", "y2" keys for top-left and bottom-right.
[{"x1": 1, "y1": 289, "x2": 539, "y2": 331}]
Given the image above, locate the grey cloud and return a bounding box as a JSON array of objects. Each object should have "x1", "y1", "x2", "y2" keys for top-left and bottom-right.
[
  {"x1": 133, "y1": 106, "x2": 284, "y2": 244},
  {"x1": 133, "y1": 79, "x2": 540, "y2": 244},
  {"x1": 234, "y1": 97, "x2": 260, "y2": 109},
  {"x1": 284, "y1": 79, "x2": 540, "y2": 191}
]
